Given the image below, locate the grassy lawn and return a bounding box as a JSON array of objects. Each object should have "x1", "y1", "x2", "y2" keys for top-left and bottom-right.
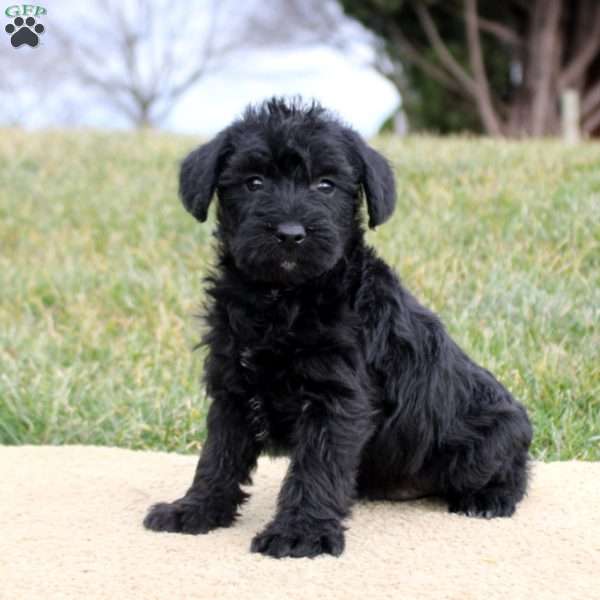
[{"x1": 0, "y1": 130, "x2": 598, "y2": 460}]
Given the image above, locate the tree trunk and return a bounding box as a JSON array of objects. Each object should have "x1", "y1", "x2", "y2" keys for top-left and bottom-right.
[
  {"x1": 464, "y1": 0, "x2": 503, "y2": 135},
  {"x1": 527, "y1": 0, "x2": 562, "y2": 136}
]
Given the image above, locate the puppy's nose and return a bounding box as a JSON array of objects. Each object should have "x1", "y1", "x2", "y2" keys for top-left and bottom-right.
[{"x1": 275, "y1": 222, "x2": 306, "y2": 247}]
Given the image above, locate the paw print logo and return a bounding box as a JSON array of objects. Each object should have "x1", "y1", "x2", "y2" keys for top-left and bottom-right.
[{"x1": 5, "y1": 16, "x2": 45, "y2": 48}]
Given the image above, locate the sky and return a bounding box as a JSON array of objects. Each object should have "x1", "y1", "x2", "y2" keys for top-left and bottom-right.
[{"x1": 2, "y1": 0, "x2": 400, "y2": 136}]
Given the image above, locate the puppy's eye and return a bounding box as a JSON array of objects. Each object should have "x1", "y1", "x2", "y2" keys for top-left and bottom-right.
[
  {"x1": 245, "y1": 176, "x2": 264, "y2": 192},
  {"x1": 316, "y1": 179, "x2": 335, "y2": 194}
]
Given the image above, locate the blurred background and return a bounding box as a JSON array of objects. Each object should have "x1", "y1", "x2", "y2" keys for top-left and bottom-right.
[
  {"x1": 1, "y1": 0, "x2": 598, "y2": 459},
  {"x1": 4, "y1": 0, "x2": 600, "y2": 139}
]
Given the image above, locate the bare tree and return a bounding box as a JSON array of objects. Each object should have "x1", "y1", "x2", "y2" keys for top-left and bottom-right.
[{"x1": 56, "y1": 0, "x2": 245, "y2": 128}]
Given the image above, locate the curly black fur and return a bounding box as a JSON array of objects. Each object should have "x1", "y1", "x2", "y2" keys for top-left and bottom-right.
[{"x1": 143, "y1": 98, "x2": 533, "y2": 558}]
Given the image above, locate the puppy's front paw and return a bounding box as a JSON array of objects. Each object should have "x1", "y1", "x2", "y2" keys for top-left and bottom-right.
[
  {"x1": 143, "y1": 499, "x2": 235, "y2": 534},
  {"x1": 250, "y1": 518, "x2": 345, "y2": 558}
]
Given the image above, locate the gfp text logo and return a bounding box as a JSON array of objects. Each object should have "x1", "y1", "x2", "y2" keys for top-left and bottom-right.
[{"x1": 5, "y1": 4, "x2": 46, "y2": 47}]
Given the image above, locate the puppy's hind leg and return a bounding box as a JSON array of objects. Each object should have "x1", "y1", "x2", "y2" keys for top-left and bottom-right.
[{"x1": 442, "y1": 397, "x2": 532, "y2": 519}]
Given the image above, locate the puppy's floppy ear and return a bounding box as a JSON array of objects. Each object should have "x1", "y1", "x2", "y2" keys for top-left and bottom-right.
[
  {"x1": 179, "y1": 131, "x2": 230, "y2": 222},
  {"x1": 345, "y1": 131, "x2": 396, "y2": 229}
]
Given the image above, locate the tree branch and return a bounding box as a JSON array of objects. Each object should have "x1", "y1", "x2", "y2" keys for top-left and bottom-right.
[
  {"x1": 465, "y1": 0, "x2": 503, "y2": 135},
  {"x1": 412, "y1": 0, "x2": 477, "y2": 95},
  {"x1": 165, "y1": 0, "x2": 225, "y2": 102},
  {"x1": 386, "y1": 23, "x2": 466, "y2": 95},
  {"x1": 440, "y1": 4, "x2": 522, "y2": 48},
  {"x1": 558, "y1": 5, "x2": 600, "y2": 89},
  {"x1": 477, "y1": 16, "x2": 522, "y2": 47}
]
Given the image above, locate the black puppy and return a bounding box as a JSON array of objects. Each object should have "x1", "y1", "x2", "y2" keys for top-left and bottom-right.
[{"x1": 144, "y1": 98, "x2": 532, "y2": 558}]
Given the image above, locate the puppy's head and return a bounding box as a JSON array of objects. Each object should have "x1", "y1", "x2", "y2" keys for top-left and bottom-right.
[{"x1": 179, "y1": 98, "x2": 396, "y2": 285}]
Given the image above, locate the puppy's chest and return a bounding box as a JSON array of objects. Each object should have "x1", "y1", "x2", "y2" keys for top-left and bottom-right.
[
  {"x1": 238, "y1": 341, "x2": 304, "y2": 446},
  {"x1": 228, "y1": 291, "x2": 340, "y2": 356},
  {"x1": 231, "y1": 301, "x2": 321, "y2": 382},
  {"x1": 226, "y1": 296, "x2": 350, "y2": 442}
]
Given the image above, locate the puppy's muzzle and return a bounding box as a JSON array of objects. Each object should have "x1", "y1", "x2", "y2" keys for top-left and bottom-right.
[{"x1": 274, "y1": 222, "x2": 306, "y2": 249}]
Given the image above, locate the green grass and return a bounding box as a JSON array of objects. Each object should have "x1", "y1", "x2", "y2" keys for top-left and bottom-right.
[{"x1": 0, "y1": 130, "x2": 598, "y2": 459}]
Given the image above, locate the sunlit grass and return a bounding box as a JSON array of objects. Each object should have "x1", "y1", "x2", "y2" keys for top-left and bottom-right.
[{"x1": 0, "y1": 130, "x2": 598, "y2": 459}]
